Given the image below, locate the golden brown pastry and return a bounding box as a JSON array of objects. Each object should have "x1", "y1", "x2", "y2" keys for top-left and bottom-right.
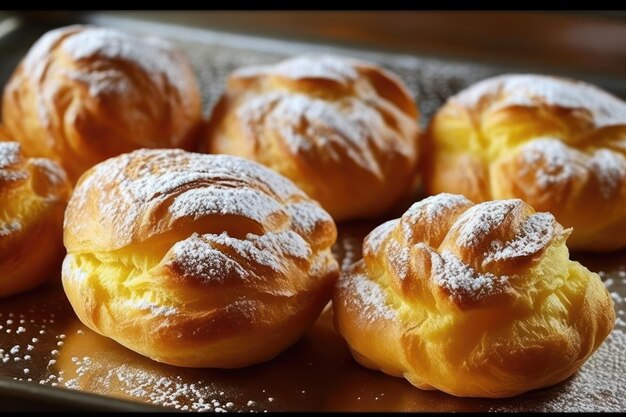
[
  {"x1": 202, "y1": 54, "x2": 420, "y2": 221},
  {"x1": 2, "y1": 25, "x2": 202, "y2": 183},
  {"x1": 334, "y1": 193, "x2": 615, "y2": 398},
  {"x1": 62, "y1": 149, "x2": 339, "y2": 368},
  {"x1": 0, "y1": 140, "x2": 71, "y2": 297},
  {"x1": 424, "y1": 74, "x2": 626, "y2": 252}
]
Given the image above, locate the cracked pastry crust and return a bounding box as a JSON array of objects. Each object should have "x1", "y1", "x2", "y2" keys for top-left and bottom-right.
[
  {"x1": 0, "y1": 140, "x2": 71, "y2": 297},
  {"x1": 2, "y1": 25, "x2": 203, "y2": 183},
  {"x1": 333, "y1": 193, "x2": 615, "y2": 398},
  {"x1": 62, "y1": 149, "x2": 339, "y2": 368},
  {"x1": 201, "y1": 54, "x2": 421, "y2": 222},
  {"x1": 424, "y1": 74, "x2": 626, "y2": 252}
]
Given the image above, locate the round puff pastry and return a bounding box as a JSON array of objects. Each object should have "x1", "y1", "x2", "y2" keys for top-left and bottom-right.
[
  {"x1": 424, "y1": 74, "x2": 626, "y2": 252},
  {"x1": 62, "y1": 149, "x2": 339, "y2": 368},
  {"x1": 0, "y1": 141, "x2": 71, "y2": 297},
  {"x1": 2, "y1": 25, "x2": 202, "y2": 183},
  {"x1": 202, "y1": 54, "x2": 420, "y2": 221},
  {"x1": 334, "y1": 193, "x2": 615, "y2": 398}
]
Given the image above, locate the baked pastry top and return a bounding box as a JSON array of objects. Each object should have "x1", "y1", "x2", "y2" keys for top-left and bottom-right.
[
  {"x1": 202, "y1": 54, "x2": 421, "y2": 221},
  {"x1": 62, "y1": 149, "x2": 339, "y2": 368},
  {"x1": 424, "y1": 74, "x2": 626, "y2": 251},
  {"x1": 334, "y1": 193, "x2": 615, "y2": 398},
  {"x1": 2, "y1": 25, "x2": 203, "y2": 182},
  {"x1": 0, "y1": 140, "x2": 71, "y2": 297}
]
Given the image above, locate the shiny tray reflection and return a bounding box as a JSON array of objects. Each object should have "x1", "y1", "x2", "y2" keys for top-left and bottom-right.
[{"x1": 0, "y1": 12, "x2": 624, "y2": 412}]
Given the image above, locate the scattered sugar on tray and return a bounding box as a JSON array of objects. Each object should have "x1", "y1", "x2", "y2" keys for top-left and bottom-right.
[{"x1": 491, "y1": 329, "x2": 626, "y2": 412}]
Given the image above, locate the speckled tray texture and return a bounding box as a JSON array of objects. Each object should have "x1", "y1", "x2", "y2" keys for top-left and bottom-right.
[{"x1": 0, "y1": 14, "x2": 624, "y2": 412}]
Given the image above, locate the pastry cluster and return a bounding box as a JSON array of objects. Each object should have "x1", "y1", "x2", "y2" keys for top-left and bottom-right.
[{"x1": 0, "y1": 24, "x2": 617, "y2": 398}]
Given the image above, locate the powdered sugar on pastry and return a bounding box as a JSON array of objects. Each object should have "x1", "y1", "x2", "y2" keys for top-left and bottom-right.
[
  {"x1": 69, "y1": 150, "x2": 311, "y2": 247},
  {"x1": 454, "y1": 200, "x2": 521, "y2": 248},
  {"x1": 454, "y1": 74, "x2": 626, "y2": 128},
  {"x1": 340, "y1": 272, "x2": 396, "y2": 323},
  {"x1": 0, "y1": 142, "x2": 21, "y2": 169},
  {"x1": 427, "y1": 246, "x2": 509, "y2": 303},
  {"x1": 234, "y1": 54, "x2": 360, "y2": 85},
  {"x1": 61, "y1": 27, "x2": 190, "y2": 95},
  {"x1": 401, "y1": 193, "x2": 472, "y2": 241},
  {"x1": 237, "y1": 92, "x2": 385, "y2": 177},
  {"x1": 484, "y1": 212, "x2": 557, "y2": 264},
  {"x1": 519, "y1": 138, "x2": 626, "y2": 199},
  {"x1": 0, "y1": 220, "x2": 21, "y2": 237},
  {"x1": 365, "y1": 219, "x2": 398, "y2": 256}
]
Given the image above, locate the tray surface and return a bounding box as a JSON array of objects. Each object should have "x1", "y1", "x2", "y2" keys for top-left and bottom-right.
[{"x1": 0, "y1": 12, "x2": 624, "y2": 412}]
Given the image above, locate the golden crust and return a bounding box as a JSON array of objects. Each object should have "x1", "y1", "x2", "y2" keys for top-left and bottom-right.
[
  {"x1": 202, "y1": 54, "x2": 421, "y2": 221},
  {"x1": 62, "y1": 149, "x2": 339, "y2": 368},
  {"x1": 333, "y1": 193, "x2": 615, "y2": 398},
  {"x1": 424, "y1": 74, "x2": 626, "y2": 251},
  {"x1": 2, "y1": 25, "x2": 203, "y2": 183},
  {"x1": 0, "y1": 140, "x2": 71, "y2": 297}
]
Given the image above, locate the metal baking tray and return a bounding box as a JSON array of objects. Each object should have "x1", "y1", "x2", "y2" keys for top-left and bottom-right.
[{"x1": 0, "y1": 11, "x2": 624, "y2": 412}]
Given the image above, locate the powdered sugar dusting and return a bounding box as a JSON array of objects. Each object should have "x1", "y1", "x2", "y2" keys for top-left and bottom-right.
[
  {"x1": 386, "y1": 240, "x2": 410, "y2": 281},
  {"x1": 427, "y1": 246, "x2": 508, "y2": 303},
  {"x1": 169, "y1": 187, "x2": 283, "y2": 223},
  {"x1": 0, "y1": 142, "x2": 27, "y2": 182},
  {"x1": 455, "y1": 200, "x2": 520, "y2": 248},
  {"x1": 341, "y1": 273, "x2": 396, "y2": 323},
  {"x1": 454, "y1": 74, "x2": 626, "y2": 127},
  {"x1": 238, "y1": 92, "x2": 384, "y2": 177},
  {"x1": 364, "y1": 219, "x2": 398, "y2": 256},
  {"x1": 234, "y1": 54, "x2": 359, "y2": 85},
  {"x1": 491, "y1": 329, "x2": 626, "y2": 412},
  {"x1": 29, "y1": 158, "x2": 68, "y2": 188},
  {"x1": 169, "y1": 234, "x2": 249, "y2": 282},
  {"x1": 0, "y1": 142, "x2": 21, "y2": 169},
  {"x1": 129, "y1": 299, "x2": 178, "y2": 317},
  {"x1": 61, "y1": 26, "x2": 190, "y2": 95},
  {"x1": 287, "y1": 201, "x2": 331, "y2": 235},
  {"x1": 0, "y1": 220, "x2": 21, "y2": 237},
  {"x1": 520, "y1": 138, "x2": 585, "y2": 188},
  {"x1": 589, "y1": 148, "x2": 626, "y2": 199},
  {"x1": 519, "y1": 138, "x2": 626, "y2": 198},
  {"x1": 69, "y1": 150, "x2": 310, "y2": 248},
  {"x1": 170, "y1": 230, "x2": 311, "y2": 282},
  {"x1": 401, "y1": 194, "x2": 472, "y2": 241},
  {"x1": 485, "y1": 213, "x2": 556, "y2": 263}
]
